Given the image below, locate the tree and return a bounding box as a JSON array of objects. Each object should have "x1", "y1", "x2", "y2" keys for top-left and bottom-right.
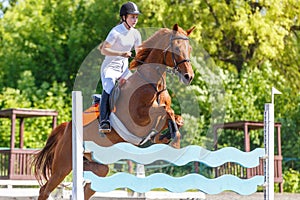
[{"x1": 0, "y1": 0, "x2": 121, "y2": 90}]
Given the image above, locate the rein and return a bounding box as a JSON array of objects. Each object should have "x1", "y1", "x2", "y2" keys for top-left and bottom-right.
[{"x1": 136, "y1": 66, "x2": 166, "y2": 104}]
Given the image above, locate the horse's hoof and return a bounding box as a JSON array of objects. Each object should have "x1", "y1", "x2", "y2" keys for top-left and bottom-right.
[
  {"x1": 169, "y1": 141, "x2": 180, "y2": 149},
  {"x1": 169, "y1": 131, "x2": 181, "y2": 149}
]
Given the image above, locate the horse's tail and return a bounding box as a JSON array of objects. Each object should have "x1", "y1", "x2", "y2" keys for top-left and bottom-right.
[{"x1": 32, "y1": 122, "x2": 68, "y2": 185}]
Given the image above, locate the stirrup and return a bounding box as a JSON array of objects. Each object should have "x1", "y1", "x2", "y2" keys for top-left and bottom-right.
[{"x1": 99, "y1": 120, "x2": 111, "y2": 133}]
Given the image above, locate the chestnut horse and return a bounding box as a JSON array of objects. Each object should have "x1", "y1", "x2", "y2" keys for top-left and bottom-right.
[{"x1": 32, "y1": 24, "x2": 195, "y2": 200}]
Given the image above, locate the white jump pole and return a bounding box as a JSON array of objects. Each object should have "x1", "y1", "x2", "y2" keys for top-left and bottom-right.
[
  {"x1": 72, "y1": 91, "x2": 84, "y2": 200},
  {"x1": 264, "y1": 87, "x2": 281, "y2": 200},
  {"x1": 264, "y1": 103, "x2": 274, "y2": 200}
]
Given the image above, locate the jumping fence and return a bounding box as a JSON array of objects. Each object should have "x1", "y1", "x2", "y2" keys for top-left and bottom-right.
[{"x1": 71, "y1": 91, "x2": 275, "y2": 200}]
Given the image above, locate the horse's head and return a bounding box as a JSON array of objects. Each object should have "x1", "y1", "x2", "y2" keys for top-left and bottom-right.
[
  {"x1": 131, "y1": 24, "x2": 195, "y2": 85},
  {"x1": 164, "y1": 24, "x2": 195, "y2": 85}
]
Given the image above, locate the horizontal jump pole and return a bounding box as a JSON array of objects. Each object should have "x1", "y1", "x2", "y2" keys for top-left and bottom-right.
[
  {"x1": 84, "y1": 171, "x2": 264, "y2": 195},
  {"x1": 84, "y1": 141, "x2": 265, "y2": 168}
]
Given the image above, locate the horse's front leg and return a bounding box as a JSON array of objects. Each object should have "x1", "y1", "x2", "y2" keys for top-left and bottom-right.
[
  {"x1": 154, "y1": 91, "x2": 183, "y2": 148},
  {"x1": 152, "y1": 113, "x2": 183, "y2": 144},
  {"x1": 156, "y1": 115, "x2": 183, "y2": 149},
  {"x1": 167, "y1": 117, "x2": 181, "y2": 149},
  {"x1": 152, "y1": 114, "x2": 183, "y2": 148}
]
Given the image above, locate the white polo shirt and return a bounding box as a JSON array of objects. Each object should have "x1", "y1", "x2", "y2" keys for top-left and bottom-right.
[{"x1": 101, "y1": 23, "x2": 141, "y2": 79}]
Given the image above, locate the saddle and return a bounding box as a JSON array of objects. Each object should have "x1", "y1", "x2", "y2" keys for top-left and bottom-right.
[{"x1": 82, "y1": 103, "x2": 99, "y2": 127}]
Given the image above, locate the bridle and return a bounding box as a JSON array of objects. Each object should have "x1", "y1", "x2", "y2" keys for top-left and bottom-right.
[
  {"x1": 163, "y1": 32, "x2": 191, "y2": 71},
  {"x1": 134, "y1": 31, "x2": 191, "y2": 104},
  {"x1": 134, "y1": 31, "x2": 191, "y2": 72}
]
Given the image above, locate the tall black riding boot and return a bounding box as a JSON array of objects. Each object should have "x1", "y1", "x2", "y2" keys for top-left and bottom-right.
[{"x1": 98, "y1": 90, "x2": 111, "y2": 133}]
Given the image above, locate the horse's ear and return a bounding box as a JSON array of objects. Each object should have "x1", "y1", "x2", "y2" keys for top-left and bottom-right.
[
  {"x1": 186, "y1": 26, "x2": 196, "y2": 36},
  {"x1": 173, "y1": 24, "x2": 179, "y2": 31}
]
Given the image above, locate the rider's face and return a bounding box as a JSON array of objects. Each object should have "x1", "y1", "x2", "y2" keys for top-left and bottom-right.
[{"x1": 125, "y1": 14, "x2": 139, "y2": 28}]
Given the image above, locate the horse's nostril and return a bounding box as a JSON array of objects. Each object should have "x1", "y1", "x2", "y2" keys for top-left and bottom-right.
[
  {"x1": 184, "y1": 74, "x2": 191, "y2": 82},
  {"x1": 183, "y1": 73, "x2": 194, "y2": 84}
]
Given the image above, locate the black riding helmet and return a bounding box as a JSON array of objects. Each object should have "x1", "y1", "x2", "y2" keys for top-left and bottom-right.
[{"x1": 120, "y1": 2, "x2": 141, "y2": 17}]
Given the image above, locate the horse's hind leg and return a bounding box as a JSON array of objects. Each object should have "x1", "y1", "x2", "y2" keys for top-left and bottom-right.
[
  {"x1": 38, "y1": 166, "x2": 71, "y2": 200},
  {"x1": 38, "y1": 160, "x2": 71, "y2": 200}
]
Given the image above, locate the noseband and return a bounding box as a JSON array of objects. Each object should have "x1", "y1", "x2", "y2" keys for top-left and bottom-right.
[{"x1": 163, "y1": 33, "x2": 191, "y2": 71}]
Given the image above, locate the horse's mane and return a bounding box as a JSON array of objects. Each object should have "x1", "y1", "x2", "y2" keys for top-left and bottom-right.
[{"x1": 130, "y1": 26, "x2": 188, "y2": 70}]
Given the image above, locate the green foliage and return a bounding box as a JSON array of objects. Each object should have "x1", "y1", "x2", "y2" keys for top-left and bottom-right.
[
  {"x1": 282, "y1": 169, "x2": 300, "y2": 193},
  {"x1": 280, "y1": 95, "x2": 300, "y2": 170}
]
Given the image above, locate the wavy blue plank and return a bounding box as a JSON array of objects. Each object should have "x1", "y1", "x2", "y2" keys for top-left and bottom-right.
[
  {"x1": 83, "y1": 171, "x2": 264, "y2": 195},
  {"x1": 84, "y1": 141, "x2": 265, "y2": 168}
]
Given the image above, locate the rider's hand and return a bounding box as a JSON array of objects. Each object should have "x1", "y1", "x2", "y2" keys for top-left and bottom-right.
[{"x1": 121, "y1": 51, "x2": 132, "y2": 58}]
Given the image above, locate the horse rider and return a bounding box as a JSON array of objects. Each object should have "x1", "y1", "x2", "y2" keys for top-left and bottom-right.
[{"x1": 98, "y1": 2, "x2": 142, "y2": 133}]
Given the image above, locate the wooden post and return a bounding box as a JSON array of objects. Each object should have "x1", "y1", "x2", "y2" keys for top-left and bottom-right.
[
  {"x1": 244, "y1": 123, "x2": 251, "y2": 178},
  {"x1": 52, "y1": 116, "x2": 57, "y2": 129},
  {"x1": 19, "y1": 118, "x2": 24, "y2": 149},
  {"x1": 9, "y1": 113, "x2": 16, "y2": 179},
  {"x1": 10, "y1": 113, "x2": 16, "y2": 149}
]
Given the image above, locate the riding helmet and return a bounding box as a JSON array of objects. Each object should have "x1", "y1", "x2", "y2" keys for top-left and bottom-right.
[{"x1": 120, "y1": 2, "x2": 141, "y2": 16}]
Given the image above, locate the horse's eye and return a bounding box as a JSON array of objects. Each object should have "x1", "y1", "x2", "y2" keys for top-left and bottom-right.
[{"x1": 175, "y1": 47, "x2": 180, "y2": 52}]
